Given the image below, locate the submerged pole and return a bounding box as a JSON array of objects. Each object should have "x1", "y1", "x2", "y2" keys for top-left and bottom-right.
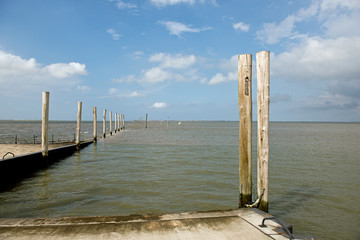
[
  {"x1": 93, "y1": 107, "x2": 97, "y2": 142},
  {"x1": 41, "y1": 91, "x2": 50, "y2": 157},
  {"x1": 238, "y1": 54, "x2": 253, "y2": 207},
  {"x1": 256, "y1": 51, "x2": 270, "y2": 212},
  {"x1": 76, "y1": 101, "x2": 82, "y2": 145},
  {"x1": 103, "y1": 109, "x2": 106, "y2": 138}
]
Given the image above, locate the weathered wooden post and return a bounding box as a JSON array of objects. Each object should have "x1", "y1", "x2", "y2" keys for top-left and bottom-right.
[
  {"x1": 103, "y1": 109, "x2": 106, "y2": 138},
  {"x1": 76, "y1": 101, "x2": 82, "y2": 146},
  {"x1": 109, "y1": 111, "x2": 112, "y2": 135},
  {"x1": 41, "y1": 91, "x2": 50, "y2": 157},
  {"x1": 256, "y1": 51, "x2": 270, "y2": 212},
  {"x1": 114, "y1": 113, "x2": 117, "y2": 133},
  {"x1": 118, "y1": 113, "x2": 120, "y2": 131},
  {"x1": 238, "y1": 54, "x2": 253, "y2": 207},
  {"x1": 145, "y1": 113, "x2": 148, "y2": 128},
  {"x1": 93, "y1": 107, "x2": 97, "y2": 142},
  {"x1": 123, "y1": 114, "x2": 125, "y2": 130}
]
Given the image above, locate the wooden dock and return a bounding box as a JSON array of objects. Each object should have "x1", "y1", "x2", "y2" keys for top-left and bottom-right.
[{"x1": 0, "y1": 209, "x2": 290, "y2": 240}]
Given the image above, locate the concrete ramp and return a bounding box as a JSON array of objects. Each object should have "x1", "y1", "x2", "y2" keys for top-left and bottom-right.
[{"x1": 0, "y1": 209, "x2": 290, "y2": 240}]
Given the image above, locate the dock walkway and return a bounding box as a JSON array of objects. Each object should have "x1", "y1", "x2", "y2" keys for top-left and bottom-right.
[{"x1": 0, "y1": 209, "x2": 289, "y2": 240}]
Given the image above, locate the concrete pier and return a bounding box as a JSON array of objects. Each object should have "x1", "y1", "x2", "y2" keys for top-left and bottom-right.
[{"x1": 0, "y1": 209, "x2": 290, "y2": 240}]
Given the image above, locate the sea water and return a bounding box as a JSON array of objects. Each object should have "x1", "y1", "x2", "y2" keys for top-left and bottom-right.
[{"x1": 0, "y1": 121, "x2": 359, "y2": 239}]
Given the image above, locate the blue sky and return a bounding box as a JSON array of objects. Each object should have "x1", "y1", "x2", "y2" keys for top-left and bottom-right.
[{"x1": 1, "y1": 0, "x2": 359, "y2": 121}]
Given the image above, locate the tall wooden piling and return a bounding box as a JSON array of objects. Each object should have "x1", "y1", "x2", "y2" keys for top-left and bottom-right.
[
  {"x1": 238, "y1": 54, "x2": 253, "y2": 207},
  {"x1": 118, "y1": 113, "x2": 120, "y2": 131},
  {"x1": 103, "y1": 109, "x2": 106, "y2": 138},
  {"x1": 114, "y1": 113, "x2": 117, "y2": 133},
  {"x1": 109, "y1": 111, "x2": 112, "y2": 136},
  {"x1": 93, "y1": 107, "x2": 97, "y2": 142},
  {"x1": 256, "y1": 51, "x2": 270, "y2": 212},
  {"x1": 145, "y1": 113, "x2": 148, "y2": 129},
  {"x1": 41, "y1": 91, "x2": 50, "y2": 157},
  {"x1": 76, "y1": 101, "x2": 82, "y2": 145}
]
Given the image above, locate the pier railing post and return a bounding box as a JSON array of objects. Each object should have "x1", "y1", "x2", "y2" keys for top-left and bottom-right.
[
  {"x1": 76, "y1": 101, "x2": 82, "y2": 146},
  {"x1": 93, "y1": 107, "x2": 97, "y2": 142},
  {"x1": 109, "y1": 111, "x2": 112, "y2": 135},
  {"x1": 256, "y1": 51, "x2": 270, "y2": 212},
  {"x1": 41, "y1": 91, "x2": 50, "y2": 157},
  {"x1": 238, "y1": 54, "x2": 253, "y2": 207},
  {"x1": 103, "y1": 110, "x2": 106, "y2": 138}
]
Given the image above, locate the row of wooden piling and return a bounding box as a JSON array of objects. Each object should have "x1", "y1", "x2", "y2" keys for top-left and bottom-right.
[
  {"x1": 238, "y1": 51, "x2": 270, "y2": 212},
  {"x1": 41, "y1": 92, "x2": 125, "y2": 157}
]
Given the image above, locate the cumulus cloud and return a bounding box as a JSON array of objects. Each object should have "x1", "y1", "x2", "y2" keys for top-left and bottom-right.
[
  {"x1": 233, "y1": 22, "x2": 250, "y2": 32},
  {"x1": 76, "y1": 85, "x2": 90, "y2": 91},
  {"x1": 149, "y1": 53, "x2": 196, "y2": 69},
  {"x1": 141, "y1": 67, "x2": 171, "y2": 84},
  {"x1": 0, "y1": 50, "x2": 87, "y2": 95},
  {"x1": 107, "y1": 28, "x2": 121, "y2": 40},
  {"x1": 151, "y1": 102, "x2": 167, "y2": 108},
  {"x1": 159, "y1": 21, "x2": 212, "y2": 37},
  {"x1": 208, "y1": 71, "x2": 237, "y2": 85},
  {"x1": 109, "y1": 88, "x2": 144, "y2": 98},
  {"x1": 205, "y1": 55, "x2": 238, "y2": 85}
]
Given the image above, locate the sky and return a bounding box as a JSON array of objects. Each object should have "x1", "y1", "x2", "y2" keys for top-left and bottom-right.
[{"x1": 0, "y1": 0, "x2": 359, "y2": 122}]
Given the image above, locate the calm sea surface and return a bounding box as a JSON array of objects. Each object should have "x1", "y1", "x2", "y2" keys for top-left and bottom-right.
[{"x1": 0, "y1": 121, "x2": 359, "y2": 239}]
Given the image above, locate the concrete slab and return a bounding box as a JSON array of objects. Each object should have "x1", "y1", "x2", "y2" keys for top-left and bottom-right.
[{"x1": 0, "y1": 209, "x2": 290, "y2": 240}]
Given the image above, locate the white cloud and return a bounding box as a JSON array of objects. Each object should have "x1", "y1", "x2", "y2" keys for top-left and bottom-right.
[
  {"x1": 233, "y1": 22, "x2": 250, "y2": 32},
  {"x1": 150, "y1": 0, "x2": 216, "y2": 7},
  {"x1": 0, "y1": 50, "x2": 87, "y2": 95},
  {"x1": 107, "y1": 28, "x2": 121, "y2": 40},
  {"x1": 109, "y1": 88, "x2": 145, "y2": 98},
  {"x1": 112, "y1": 74, "x2": 136, "y2": 83},
  {"x1": 272, "y1": 36, "x2": 360, "y2": 81},
  {"x1": 44, "y1": 62, "x2": 87, "y2": 78},
  {"x1": 76, "y1": 85, "x2": 90, "y2": 91},
  {"x1": 159, "y1": 21, "x2": 212, "y2": 37},
  {"x1": 141, "y1": 67, "x2": 171, "y2": 84},
  {"x1": 0, "y1": 50, "x2": 87, "y2": 81},
  {"x1": 149, "y1": 53, "x2": 196, "y2": 69},
  {"x1": 151, "y1": 102, "x2": 167, "y2": 108},
  {"x1": 208, "y1": 71, "x2": 237, "y2": 85},
  {"x1": 115, "y1": 0, "x2": 137, "y2": 9}
]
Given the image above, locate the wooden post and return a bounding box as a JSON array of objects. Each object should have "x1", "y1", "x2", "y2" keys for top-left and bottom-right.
[
  {"x1": 123, "y1": 114, "x2": 125, "y2": 130},
  {"x1": 145, "y1": 113, "x2": 148, "y2": 128},
  {"x1": 238, "y1": 54, "x2": 252, "y2": 207},
  {"x1": 114, "y1": 113, "x2": 117, "y2": 133},
  {"x1": 76, "y1": 101, "x2": 82, "y2": 145},
  {"x1": 103, "y1": 109, "x2": 106, "y2": 138},
  {"x1": 109, "y1": 111, "x2": 112, "y2": 135},
  {"x1": 41, "y1": 91, "x2": 49, "y2": 157},
  {"x1": 118, "y1": 113, "x2": 120, "y2": 131},
  {"x1": 93, "y1": 107, "x2": 97, "y2": 142},
  {"x1": 256, "y1": 51, "x2": 270, "y2": 212}
]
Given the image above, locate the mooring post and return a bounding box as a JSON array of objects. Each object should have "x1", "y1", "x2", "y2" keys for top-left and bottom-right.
[
  {"x1": 118, "y1": 113, "x2": 120, "y2": 131},
  {"x1": 256, "y1": 51, "x2": 270, "y2": 212},
  {"x1": 238, "y1": 54, "x2": 253, "y2": 207},
  {"x1": 103, "y1": 109, "x2": 106, "y2": 138},
  {"x1": 109, "y1": 111, "x2": 112, "y2": 136},
  {"x1": 93, "y1": 107, "x2": 97, "y2": 142},
  {"x1": 145, "y1": 113, "x2": 148, "y2": 128},
  {"x1": 114, "y1": 113, "x2": 117, "y2": 133},
  {"x1": 41, "y1": 91, "x2": 50, "y2": 157},
  {"x1": 123, "y1": 114, "x2": 125, "y2": 130},
  {"x1": 76, "y1": 101, "x2": 82, "y2": 146}
]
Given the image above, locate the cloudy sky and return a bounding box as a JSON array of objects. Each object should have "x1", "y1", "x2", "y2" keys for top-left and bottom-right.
[{"x1": 1, "y1": 0, "x2": 359, "y2": 121}]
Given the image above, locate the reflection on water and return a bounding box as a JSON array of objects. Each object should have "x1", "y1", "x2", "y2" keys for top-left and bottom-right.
[{"x1": 0, "y1": 121, "x2": 359, "y2": 240}]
